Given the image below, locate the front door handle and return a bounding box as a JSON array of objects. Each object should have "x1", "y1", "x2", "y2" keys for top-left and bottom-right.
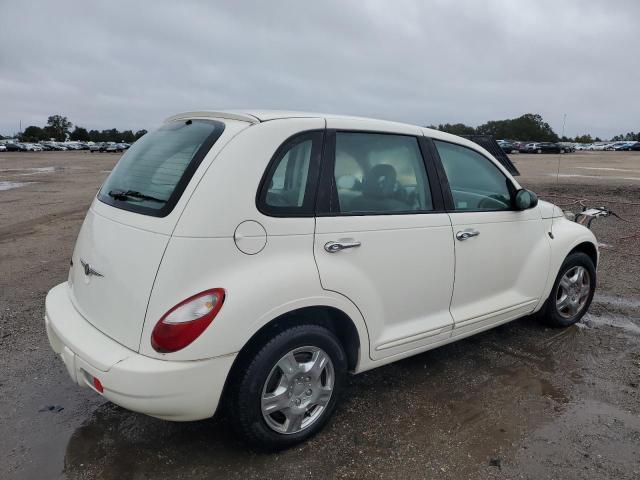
[
  {"x1": 324, "y1": 240, "x2": 361, "y2": 253},
  {"x1": 456, "y1": 229, "x2": 480, "y2": 241}
]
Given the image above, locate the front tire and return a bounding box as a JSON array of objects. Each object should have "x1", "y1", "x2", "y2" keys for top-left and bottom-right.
[
  {"x1": 227, "y1": 324, "x2": 347, "y2": 450},
  {"x1": 542, "y1": 252, "x2": 596, "y2": 327}
]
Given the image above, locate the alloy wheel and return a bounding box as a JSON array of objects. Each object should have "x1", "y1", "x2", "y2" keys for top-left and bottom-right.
[
  {"x1": 261, "y1": 346, "x2": 334, "y2": 435},
  {"x1": 555, "y1": 266, "x2": 591, "y2": 319}
]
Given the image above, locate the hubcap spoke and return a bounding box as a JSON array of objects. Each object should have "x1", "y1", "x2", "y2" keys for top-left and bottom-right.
[
  {"x1": 284, "y1": 410, "x2": 305, "y2": 433},
  {"x1": 307, "y1": 349, "x2": 329, "y2": 380},
  {"x1": 277, "y1": 352, "x2": 301, "y2": 377},
  {"x1": 579, "y1": 283, "x2": 590, "y2": 298},
  {"x1": 261, "y1": 389, "x2": 290, "y2": 414},
  {"x1": 557, "y1": 293, "x2": 570, "y2": 310},
  {"x1": 315, "y1": 387, "x2": 332, "y2": 407}
]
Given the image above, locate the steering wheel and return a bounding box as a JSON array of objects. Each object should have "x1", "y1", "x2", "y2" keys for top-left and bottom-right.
[{"x1": 478, "y1": 195, "x2": 509, "y2": 210}]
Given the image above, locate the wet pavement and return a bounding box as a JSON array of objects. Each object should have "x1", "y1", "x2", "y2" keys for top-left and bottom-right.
[{"x1": 1, "y1": 151, "x2": 639, "y2": 479}]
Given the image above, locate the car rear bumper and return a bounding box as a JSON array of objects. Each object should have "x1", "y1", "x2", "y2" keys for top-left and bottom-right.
[{"x1": 45, "y1": 282, "x2": 236, "y2": 421}]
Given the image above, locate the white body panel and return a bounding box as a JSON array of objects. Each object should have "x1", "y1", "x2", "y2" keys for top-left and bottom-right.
[
  {"x1": 314, "y1": 214, "x2": 455, "y2": 360},
  {"x1": 448, "y1": 208, "x2": 551, "y2": 335},
  {"x1": 44, "y1": 110, "x2": 599, "y2": 422}
]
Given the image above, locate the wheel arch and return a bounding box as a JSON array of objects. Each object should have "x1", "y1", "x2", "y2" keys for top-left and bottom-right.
[
  {"x1": 568, "y1": 241, "x2": 598, "y2": 267},
  {"x1": 219, "y1": 304, "x2": 364, "y2": 410}
]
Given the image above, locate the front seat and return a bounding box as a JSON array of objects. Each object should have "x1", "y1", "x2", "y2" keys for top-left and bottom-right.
[{"x1": 348, "y1": 164, "x2": 410, "y2": 213}]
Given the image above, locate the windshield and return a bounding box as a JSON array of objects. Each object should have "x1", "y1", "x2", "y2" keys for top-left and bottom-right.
[{"x1": 98, "y1": 119, "x2": 225, "y2": 217}]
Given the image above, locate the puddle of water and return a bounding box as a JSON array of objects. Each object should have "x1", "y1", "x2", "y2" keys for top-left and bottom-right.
[
  {"x1": 547, "y1": 173, "x2": 640, "y2": 181},
  {"x1": 0, "y1": 167, "x2": 57, "y2": 176},
  {"x1": 581, "y1": 313, "x2": 640, "y2": 335},
  {"x1": 593, "y1": 293, "x2": 640, "y2": 310},
  {"x1": 0, "y1": 181, "x2": 33, "y2": 191},
  {"x1": 579, "y1": 167, "x2": 637, "y2": 173}
]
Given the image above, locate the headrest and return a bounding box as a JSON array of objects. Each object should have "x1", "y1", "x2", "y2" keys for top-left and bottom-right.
[{"x1": 362, "y1": 164, "x2": 397, "y2": 198}]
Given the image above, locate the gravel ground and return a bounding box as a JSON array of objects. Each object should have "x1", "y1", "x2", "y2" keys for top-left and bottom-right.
[{"x1": 0, "y1": 150, "x2": 639, "y2": 480}]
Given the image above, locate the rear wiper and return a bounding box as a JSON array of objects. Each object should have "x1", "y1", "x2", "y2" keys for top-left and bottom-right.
[{"x1": 108, "y1": 190, "x2": 167, "y2": 203}]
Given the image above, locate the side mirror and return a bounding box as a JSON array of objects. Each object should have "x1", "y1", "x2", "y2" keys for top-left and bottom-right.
[{"x1": 514, "y1": 189, "x2": 538, "y2": 210}]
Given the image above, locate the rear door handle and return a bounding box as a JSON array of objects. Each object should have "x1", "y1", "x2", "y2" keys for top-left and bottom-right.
[
  {"x1": 456, "y1": 229, "x2": 480, "y2": 241},
  {"x1": 324, "y1": 240, "x2": 361, "y2": 253}
]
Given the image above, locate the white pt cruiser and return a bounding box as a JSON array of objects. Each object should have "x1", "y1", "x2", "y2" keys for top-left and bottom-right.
[{"x1": 45, "y1": 111, "x2": 598, "y2": 449}]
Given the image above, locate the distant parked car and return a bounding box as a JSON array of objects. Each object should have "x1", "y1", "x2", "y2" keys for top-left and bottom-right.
[
  {"x1": 103, "y1": 142, "x2": 124, "y2": 153},
  {"x1": 5, "y1": 143, "x2": 22, "y2": 152},
  {"x1": 613, "y1": 142, "x2": 637, "y2": 151},
  {"x1": 521, "y1": 142, "x2": 539, "y2": 153},
  {"x1": 89, "y1": 143, "x2": 103, "y2": 153},
  {"x1": 0, "y1": 144, "x2": 6, "y2": 152},
  {"x1": 629, "y1": 142, "x2": 640, "y2": 151},
  {"x1": 498, "y1": 140, "x2": 519, "y2": 154}
]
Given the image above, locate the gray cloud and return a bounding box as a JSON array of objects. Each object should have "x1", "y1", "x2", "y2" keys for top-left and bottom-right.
[{"x1": 1, "y1": 0, "x2": 638, "y2": 138}]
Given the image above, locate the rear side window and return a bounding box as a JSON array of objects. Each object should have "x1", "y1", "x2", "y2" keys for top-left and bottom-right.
[
  {"x1": 257, "y1": 131, "x2": 323, "y2": 216},
  {"x1": 434, "y1": 140, "x2": 513, "y2": 211},
  {"x1": 98, "y1": 119, "x2": 225, "y2": 217},
  {"x1": 330, "y1": 132, "x2": 433, "y2": 214}
]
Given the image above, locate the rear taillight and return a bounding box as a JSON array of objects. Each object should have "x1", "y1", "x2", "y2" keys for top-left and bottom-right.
[{"x1": 151, "y1": 288, "x2": 225, "y2": 353}]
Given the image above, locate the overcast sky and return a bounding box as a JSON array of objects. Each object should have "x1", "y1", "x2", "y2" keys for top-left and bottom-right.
[{"x1": 1, "y1": 0, "x2": 638, "y2": 139}]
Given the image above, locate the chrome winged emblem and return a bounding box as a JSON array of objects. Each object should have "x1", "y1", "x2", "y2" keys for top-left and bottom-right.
[{"x1": 80, "y1": 259, "x2": 104, "y2": 278}]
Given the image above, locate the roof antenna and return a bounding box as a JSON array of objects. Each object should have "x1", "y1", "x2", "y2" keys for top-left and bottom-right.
[
  {"x1": 556, "y1": 113, "x2": 567, "y2": 186},
  {"x1": 550, "y1": 113, "x2": 567, "y2": 238}
]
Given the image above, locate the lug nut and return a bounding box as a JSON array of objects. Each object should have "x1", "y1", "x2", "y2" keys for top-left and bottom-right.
[
  {"x1": 294, "y1": 398, "x2": 301, "y2": 406},
  {"x1": 305, "y1": 389, "x2": 312, "y2": 396}
]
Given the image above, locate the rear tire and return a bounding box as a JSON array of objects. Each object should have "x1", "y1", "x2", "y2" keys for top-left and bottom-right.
[
  {"x1": 226, "y1": 324, "x2": 347, "y2": 450},
  {"x1": 541, "y1": 252, "x2": 596, "y2": 327}
]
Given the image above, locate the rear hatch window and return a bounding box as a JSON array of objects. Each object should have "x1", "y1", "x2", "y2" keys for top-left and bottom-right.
[{"x1": 98, "y1": 119, "x2": 225, "y2": 217}]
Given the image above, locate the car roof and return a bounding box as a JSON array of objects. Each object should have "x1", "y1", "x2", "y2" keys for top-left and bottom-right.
[
  {"x1": 166, "y1": 109, "x2": 481, "y2": 146},
  {"x1": 166, "y1": 109, "x2": 420, "y2": 126}
]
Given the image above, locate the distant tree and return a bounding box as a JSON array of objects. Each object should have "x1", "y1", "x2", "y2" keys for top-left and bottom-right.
[
  {"x1": 574, "y1": 134, "x2": 594, "y2": 143},
  {"x1": 476, "y1": 113, "x2": 558, "y2": 142},
  {"x1": 70, "y1": 126, "x2": 90, "y2": 141},
  {"x1": 88, "y1": 129, "x2": 101, "y2": 142},
  {"x1": 97, "y1": 128, "x2": 120, "y2": 142},
  {"x1": 134, "y1": 129, "x2": 148, "y2": 140},
  {"x1": 429, "y1": 123, "x2": 476, "y2": 136},
  {"x1": 119, "y1": 130, "x2": 135, "y2": 143},
  {"x1": 21, "y1": 125, "x2": 46, "y2": 142},
  {"x1": 46, "y1": 115, "x2": 73, "y2": 141}
]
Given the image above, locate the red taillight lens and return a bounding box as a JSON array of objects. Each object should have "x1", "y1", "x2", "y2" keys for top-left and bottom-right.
[
  {"x1": 93, "y1": 377, "x2": 104, "y2": 393},
  {"x1": 151, "y1": 288, "x2": 225, "y2": 353}
]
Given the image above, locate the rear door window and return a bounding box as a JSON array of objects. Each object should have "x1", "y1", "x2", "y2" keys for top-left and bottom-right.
[
  {"x1": 329, "y1": 132, "x2": 433, "y2": 214},
  {"x1": 98, "y1": 119, "x2": 225, "y2": 217}
]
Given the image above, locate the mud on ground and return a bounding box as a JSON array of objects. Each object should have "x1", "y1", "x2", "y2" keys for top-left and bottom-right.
[{"x1": 0, "y1": 151, "x2": 639, "y2": 479}]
